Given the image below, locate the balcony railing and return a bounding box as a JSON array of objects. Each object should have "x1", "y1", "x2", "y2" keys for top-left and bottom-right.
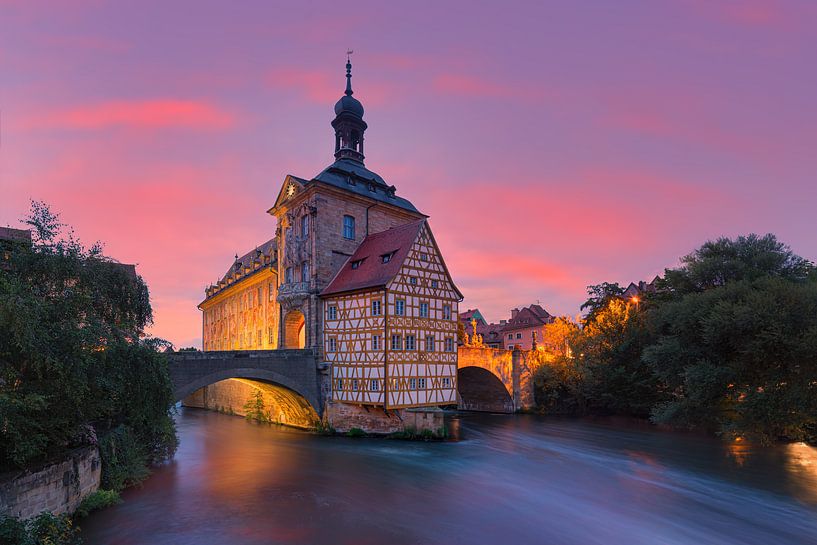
[{"x1": 278, "y1": 281, "x2": 312, "y2": 298}]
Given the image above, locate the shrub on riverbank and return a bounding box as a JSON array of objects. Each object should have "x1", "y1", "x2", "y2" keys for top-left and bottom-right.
[
  {"x1": 535, "y1": 234, "x2": 817, "y2": 444},
  {"x1": 0, "y1": 202, "x2": 178, "y2": 485},
  {"x1": 0, "y1": 512, "x2": 80, "y2": 545}
]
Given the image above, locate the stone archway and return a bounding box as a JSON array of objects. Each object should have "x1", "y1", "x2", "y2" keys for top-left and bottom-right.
[
  {"x1": 283, "y1": 310, "x2": 306, "y2": 349},
  {"x1": 457, "y1": 366, "x2": 515, "y2": 413},
  {"x1": 183, "y1": 378, "x2": 319, "y2": 429}
]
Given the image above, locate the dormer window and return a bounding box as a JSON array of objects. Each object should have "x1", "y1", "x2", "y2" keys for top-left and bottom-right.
[
  {"x1": 350, "y1": 259, "x2": 364, "y2": 270},
  {"x1": 381, "y1": 251, "x2": 395, "y2": 264}
]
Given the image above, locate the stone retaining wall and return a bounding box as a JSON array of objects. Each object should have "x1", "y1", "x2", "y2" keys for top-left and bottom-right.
[
  {"x1": 0, "y1": 446, "x2": 100, "y2": 520},
  {"x1": 326, "y1": 402, "x2": 444, "y2": 434}
]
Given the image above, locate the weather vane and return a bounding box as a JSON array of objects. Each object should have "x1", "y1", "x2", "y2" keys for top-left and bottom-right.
[{"x1": 347, "y1": 49, "x2": 354, "y2": 61}]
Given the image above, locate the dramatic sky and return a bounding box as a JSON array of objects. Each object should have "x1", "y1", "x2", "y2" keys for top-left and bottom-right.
[{"x1": 2, "y1": 1, "x2": 816, "y2": 347}]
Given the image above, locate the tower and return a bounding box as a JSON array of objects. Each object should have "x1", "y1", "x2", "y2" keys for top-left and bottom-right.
[{"x1": 331, "y1": 56, "x2": 367, "y2": 163}]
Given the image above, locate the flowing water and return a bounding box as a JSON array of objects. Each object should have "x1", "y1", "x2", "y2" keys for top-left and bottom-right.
[{"x1": 81, "y1": 408, "x2": 817, "y2": 545}]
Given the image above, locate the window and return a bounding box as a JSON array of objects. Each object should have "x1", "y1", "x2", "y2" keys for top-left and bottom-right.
[
  {"x1": 516, "y1": 333, "x2": 522, "y2": 339},
  {"x1": 328, "y1": 338, "x2": 337, "y2": 352},
  {"x1": 445, "y1": 337, "x2": 454, "y2": 352},
  {"x1": 371, "y1": 300, "x2": 381, "y2": 316},
  {"x1": 443, "y1": 305, "x2": 451, "y2": 320},
  {"x1": 370, "y1": 379, "x2": 379, "y2": 391},
  {"x1": 381, "y1": 252, "x2": 393, "y2": 264},
  {"x1": 328, "y1": 305, "x2": 337, "y2": 320},
  {"x1": 508, "y1": 333, "x2": 513, "y2": 340},
  {"x1": 351, "y1": 259, "x2": 364, "y2": 270},
  {"x1": 418, "y1": 378, "x2": 426, "y2": 389},
  {"x1": 257, "y1": 329, "x2": 262, "y2": 346},
  {"x1": 406, "y1": 335, "x2": 416, "y2": 350},
  {"x1": 268, "y1": 327, "x2": 274, "y2": 344},
  {"x1": 269, "y1": 283, "x2": 275, "y2": 301},
  {"x1": 301, "y1": 261, "x2": 310, "y2": 282},
  {"x1": 335, "y1": 378, "x2": 343, "y2": 390},
  {"x1": 395, "y1": 299, "x2": 405, "y2": 316},
  {"x1": 409, "y1": 276, "x2": 417, "y2": 285},
  {"x1": 420, "y1": 252, "x2": 428, "y2": 261},
  {"x1": 507, "y1": 344, "x2": 514, "y2": 350},
  {"x1": 372, "y1": 335, "x2": 380, "y2": 350},
  {"x1": 285, "y1": 226, "x2": 292, "y2": 242},
  {"x1": 257, "y1": 287, "x2": 262, "y2": 306},
  {"x1": 409, "y1": 378, "x2": 417, "y2": 390},
  {"x1": 442, "y1": 377, "x2": 451, "y2": 388},
  {"x1": 419, "y1": 302, "x2": 429, "y2": 318},
  {"x1": 425, "y1": 335, "x2": 435, "y2": 352},
  {"x1": 352, "y1": 379, "x2": 359, "y2": 391},
  {"x1": 285, "y1": 267, "x2": 293, "y2": 283},
  {"x1": 300, "y1": 215, "x2": 309, "y2": 237},
  {"x1": 391, "y1": 334, "x2": 402, "y2": 350},
  {"x1": 343, "y1": 215, "x2": 355, "y2": 239},
  {"x1": 431, "y1": 280, "x2": 439, "y2": 288}
]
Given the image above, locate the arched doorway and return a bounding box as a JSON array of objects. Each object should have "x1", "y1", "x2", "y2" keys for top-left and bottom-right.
[
  {"x1": 457, "y1": 367, "x2": 514, "y2": 413},
  {"x1": 283, "y1": 310, "x2": 306, "y2": 349}
]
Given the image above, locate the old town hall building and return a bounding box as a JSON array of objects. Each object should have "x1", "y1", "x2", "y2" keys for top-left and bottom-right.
[{"x1": 199, "y1": 59, "x2": 462, "y2": 421}]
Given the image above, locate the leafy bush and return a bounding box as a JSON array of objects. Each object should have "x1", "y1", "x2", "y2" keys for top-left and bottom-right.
[
  {"x1": 0, "y1": 512, "x2": 80, "y2": 545},
  {"x1": 243, "y1": 390, "x2": 271, "y2": 423},
  {"x1": 346, "y1": 427, "x2": 366, "y2": 438},
  {"x1": 74, "y1": 489, "x2": 121, "y2": 518}
]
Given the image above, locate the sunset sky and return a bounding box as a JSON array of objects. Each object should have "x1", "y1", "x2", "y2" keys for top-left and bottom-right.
[{"x1": 2, "y1": 1, "x2": 816, "y2": 347}]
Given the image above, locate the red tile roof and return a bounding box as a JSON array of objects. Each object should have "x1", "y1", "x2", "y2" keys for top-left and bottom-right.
[
  {"x1": 500, "y1": 304, "x2": 553, "y2": 332},
  {"x1": 320, "y1": 220, "x2": 425, "y2": 297}
]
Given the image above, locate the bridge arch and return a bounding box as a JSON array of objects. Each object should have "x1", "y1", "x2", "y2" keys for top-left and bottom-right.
[
  {"x1": 457, "y1": 366, "x2": 514, "y2": 413},
  {"x1": 168, "y1": 350, "x2": 322, "y2": 428}
]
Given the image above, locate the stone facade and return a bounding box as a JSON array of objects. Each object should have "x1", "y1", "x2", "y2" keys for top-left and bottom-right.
[
  {"x1": 0, "y1": 446, "x2": 100, "y2": 520},
  {"x1": 457, "y1": 347, "x2": 536, "y2": 412},
  {"x1": 325, "y1": 402, "x2": 444, "y2": 434}
]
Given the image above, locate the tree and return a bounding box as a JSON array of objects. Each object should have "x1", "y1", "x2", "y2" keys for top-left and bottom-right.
[
  {"x1": 644, "y1": 276, "x2": 817, "y2": 443},
  {"x1": 540, "y1": 316, "x2": 579, "y2": 357},
  {"x1": 243, "y1": 390, "x2": 270, "y2": 423},
  {"x1": 581, "y1": 282, "x2": 625, "y2": 323},
  {"x1": 0, "y1": 202, "x2": 177, "y2": 482},
  {"x1": 661, "y1": 233, "x2": 814, "y2": 295}
]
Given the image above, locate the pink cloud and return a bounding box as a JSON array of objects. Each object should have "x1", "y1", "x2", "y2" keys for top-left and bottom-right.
[
  {"x1": 267, "y1": 67, "x2": 397, "y2": 108},
  {"x1": 432, "y1": 73, "x2": 546, "y2": 101},
  {"x1": 26, "y1": 99, "x2": 235, "y2": 130}
]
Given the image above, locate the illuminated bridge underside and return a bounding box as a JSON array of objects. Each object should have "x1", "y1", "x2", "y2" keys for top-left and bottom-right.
[
  {"x1": 168, "y1": 350, "x2": 322, "y2": 427},
  {"x1": 184, "y1": 378, "x2": 319, "y2": 429}
]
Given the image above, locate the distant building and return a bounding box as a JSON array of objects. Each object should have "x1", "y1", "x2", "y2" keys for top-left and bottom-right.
[
  {"x1": 622, "y1": 277, "x2": 659, "y2": 301},
  {"x1": 0, "y1": 227, "x2": 32, "y2": 269},
  {"x1": 458, "y1": 308, "x2": 503, "y2": 348},
  {"x1": 500, "y1": 304, "x2": 554, "y2": 351}
]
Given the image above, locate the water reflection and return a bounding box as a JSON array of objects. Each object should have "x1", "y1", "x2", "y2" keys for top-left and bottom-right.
[{"x1": 80, "y1": 409, "x2": 817, "y2": 545}]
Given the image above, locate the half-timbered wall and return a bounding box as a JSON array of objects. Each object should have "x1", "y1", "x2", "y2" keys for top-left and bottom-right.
[
  {"x1": 384, "y1": 223, "x2": 458, "y2": 408},
  {"x1": 324, "y1": 290, "x2": 386, "y2": 404}
]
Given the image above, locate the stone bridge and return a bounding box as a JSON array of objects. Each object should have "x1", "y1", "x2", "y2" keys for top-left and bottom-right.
[
  {"x1": 167, "y1": 349, "x2": 324, "y2": 424},
  {"x1": 457, "y1": 347, "x2": 536, "y2": 413}
]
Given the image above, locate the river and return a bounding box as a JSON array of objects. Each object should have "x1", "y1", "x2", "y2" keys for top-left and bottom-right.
[{"x1": 81, "y1": 407, "x2": 817, "y2": 545}]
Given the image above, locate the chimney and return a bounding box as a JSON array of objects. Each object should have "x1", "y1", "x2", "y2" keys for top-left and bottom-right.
[{"x1": 510, "y1": 308, "x2": 519, "y2": 319}]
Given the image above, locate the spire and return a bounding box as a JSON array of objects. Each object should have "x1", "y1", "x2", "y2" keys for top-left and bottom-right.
[{"x1": 345, "y1": 51, "x2": 354, "y2": 96}]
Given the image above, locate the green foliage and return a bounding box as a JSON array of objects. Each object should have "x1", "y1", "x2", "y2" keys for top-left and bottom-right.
[
  {"x1": 0, "y1": 512, "x2": 81, "y2": 545},
  {"x1": 661, "y1": 233, "x2": 814, "y2": 295},
  {"x1": 346, "y1": 427, "x2": 366, "y2": 438},
  {"x1": 388, "y1": 426, "x2": 448, "y2": 441},
  {"x1": 0, "y1": 202, "x2": 177, "y2": 483},
  {"x1": 580, "y1": 282, "x2": 624, "y2": 323},
  {"x1": 645, "y1": 276, "x2": 817, "y2": 443},
  {"x1": 536, "y1": 233, "x2": 816, "y2": 444},
  {"x1": 243, "y1": 390, "x2": 271, "y2": 423},
  {"x1": 74, "y1": 489, "x2": 121, "y2": 519}
]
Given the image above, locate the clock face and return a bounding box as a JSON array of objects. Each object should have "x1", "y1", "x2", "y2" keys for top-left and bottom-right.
[{"x1": 286, "y1": 183, "x2": 296, "y2": 198}]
